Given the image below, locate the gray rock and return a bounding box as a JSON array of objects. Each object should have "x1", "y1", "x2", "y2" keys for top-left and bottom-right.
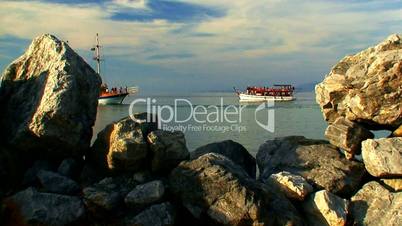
[
  {"x1": 0, "y1": 34, "x2": 101, "y2": 157},
  {"x1": 57, "y1": 158, "x2": 79, "y2": 178},
  {"x1": 350, "y1": 181, "x2": 402, "y2": 226},
  {"x1": 83, "y1": 176, "x2": 136, "y2": 212},
  {"x1": 37, "y1": 170, "x2": 80, "y2": 195},
  {"x1": 315, "y1": 34, "x2": 402, "y2": 130},
  {"x1": 169, "y1": 153, "x2": 303, "y2": 226},
  {"x1": 91, "y1": 114, "x2": 157, "y2": 172},
  {"x1": 0, "y1": 146, "x2": 21, "y2": 197},
  {"x1": 257, "y1": 136, "x2": 366, "y2": 196},
  {"x1": 125, "y1": 180, "x2": 165, "y2": 208},
  {"x1": 147, "y1": 130, "x2": 189, "y2": 173},
  {"x1": 124, "y1": 202, "x2": 176, "y2": 226},
  {"x1": 303, "y1": 190, "x2": 349, "y2": 226},
  {"x1": 132, "y1": 171, "x2": 152, "y2": 184},
  {"x1": 267, "y1": 171, "x2": 313, "y2": 201},
  {"x1": 325, "y1": 117, "x2": 373, "y2": 158},
  {"x1": 362, "y1": 137, "x2": 402, "y2": 177},
  {"x1": 5, "y1": 187, "x2": 85, "y2": 226},
  {"x1": 22, "y1": 159, "x2": 52, "y2": 186},
  {"x1": 190, "y1": 140, "x2": 256, "y2": 178}
]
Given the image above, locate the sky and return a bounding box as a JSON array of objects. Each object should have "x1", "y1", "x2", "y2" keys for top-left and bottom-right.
[{"x1": 0, "y1": 0, "x2": 402, "y2": 93}]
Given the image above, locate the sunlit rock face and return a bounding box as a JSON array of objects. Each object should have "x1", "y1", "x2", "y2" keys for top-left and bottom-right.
[
  {"x1": 316, "y1": 34, "x2": 402, "y2": 130},
  {"x1": 0, "y1": 34, "x2": 101, "y2": 158}
]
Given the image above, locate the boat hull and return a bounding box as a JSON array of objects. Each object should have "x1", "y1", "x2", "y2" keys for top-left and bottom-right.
[
  {"x1": 98, "y1": 93, "x2": 128, "y2": 105},
  {"x1": 238, "y1": 93, "x2": 295, "y2": 102}
]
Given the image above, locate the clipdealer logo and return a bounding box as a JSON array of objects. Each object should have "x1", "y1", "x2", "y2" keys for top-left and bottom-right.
[{"x1": 128, "y1": 98, "x2": 275, "y2": 133}]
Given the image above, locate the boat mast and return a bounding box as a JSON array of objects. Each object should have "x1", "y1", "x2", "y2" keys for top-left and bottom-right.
[{"x1": 94, "y1": 33, "x2": 101, "y2": 76}]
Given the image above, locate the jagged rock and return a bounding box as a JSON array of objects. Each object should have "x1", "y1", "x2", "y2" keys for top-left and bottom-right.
[
  {"x1": 83, "y1": 176, "x2": 135, "y2": 213},
  {"x1": 350, "y1": 181, "x2": 402, "y2": 226},
  {"x1": 90, "y1": 114, "x2": 157, "y2": 172},
  {"x1": 257, "y1": 136, "x2": 365, "y2": 196},
  {"x1": 125, "y1": 180, "x2": 165, "y2": 208},
  {"x1": 392, "y1": 124, "x2": 402, "y2": 137},
  {"x1": 147, "y1": 130, "x2": 189, "y2": 173},
  {"x1": 0, "y1": 34, "x2": 101, "y2": 158},
  {"x1": 37, "y1": 170, "x2": 80, "y2": 195},
  {"x1": 4, "y1": 187, "x2": 85, "y2": 226},
  {"x1": 124, "y1": 202, "x2": 175, "y2": 226},
  {"x1": 362, "y1": 137, "x2": 402, "y2": 177},
  {"x1": 267, "y1": 171, "x2": 313, "y2": 201},
  {"x1": 303, "y1": 190, "x2": 349, "y2": 226},
  {"x1": 190, "y1": 140, "x2": 256, "y2": 178},
  {"x1": 381, "y1": 178, "x2": 402, "y2": 192},
  {"x1": 169, "y1": 153, "x2": 303, "y2": 226},
  {"x1": 315, "y1": 34, "x2": 402, "y2": 130},
  {"x1": 57, "y1": 158, "x2": 80, "y2": 178},
  {"x1": 325, "y1": 117, "x2": 373, "y2": 158}
]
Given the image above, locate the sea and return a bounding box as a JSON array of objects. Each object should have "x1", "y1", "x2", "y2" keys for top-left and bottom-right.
[{"x1": 93, "y1": 91, "x2": 327, "y2": 156}]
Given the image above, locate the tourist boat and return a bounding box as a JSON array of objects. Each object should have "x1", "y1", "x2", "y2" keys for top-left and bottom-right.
[
  {"x1": 234, "y1": 85, "x2": 295, "y2": 102},
  {"x1": 92, "y1": 33, "x2": 138, "y2": 105}
]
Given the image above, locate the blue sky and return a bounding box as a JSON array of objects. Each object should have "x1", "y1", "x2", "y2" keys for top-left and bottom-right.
[{"x1": 1, "y1": 0, "x2": 402, "y2": 93}]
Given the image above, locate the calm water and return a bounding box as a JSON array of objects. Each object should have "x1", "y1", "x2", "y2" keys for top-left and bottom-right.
[{"x1": 93, "y1": 91, "x2": 327, "y2": 156}]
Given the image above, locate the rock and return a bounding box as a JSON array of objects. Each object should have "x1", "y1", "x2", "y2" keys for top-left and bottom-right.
[
  {"x1": 190, "y1": 140, "x2": 256, "y2": 178},
  {"x1": 350, "y1": 181, "x2": 402, "y2": 226},
  {"x1": 83, "y1": 176, "x2": 135, "y2": 212},
  {"x1": 91, "y1": 113, "x2": 157, "y2": 172},
  {"x1": 132, "y1": 171, "x2": 152, "y2": 184},
  {"x1": 124, "y1": 202, "x2": 175, "y2": 226},
  {"x1": 147, "y1": 130, "x2": 189, "y2": 173},
  {"x1": 257, "y1": 136, "x2": 366, "y2": 196},
  {"x1": 169, "y1": 153, "x2": 303, "y2": 226},
  {"x1": 4, "y1": 187, "x2": 85, "y2": 226},
  {"x1": 267, "y1": 171, "x2": 313, "y2": 201},
  {"x1": 315, "y1": 34, "x2": 402, "y2": 130},
  {"x1": 362, "y1": 137, "x2": 402, "y2": 177},
  {"x1": 57, "y1": 158, "x2": 80, "y2": 178},
  {"x1": 325, "y1": 117, "x2": 373, "y2": 158},
  {"x1": 0, "y1": 146, "x2": 22, "y2": 197},
  {"x1": 22, "y1": 159, "x2": 53, "y2": 186},
  {"x1": 79, "y1": 162, "x2": 105, "y2": 187},
  {"x1": 0, "y1": 34, "x2": 101, "y2": 158},
  {"x1": 392, "y1": 124, "x2": 402, "y2": 137},
  {"x1": 125, "y1": 180, "x2": 165, "y2": 208},
  {"x1": 37, "y1": 170, "x2": 80, "y2": 195},
  {"x1": 303, "y1": 190, "x2": 349, "y2": 226},
  {"x1": 381, "y1": 178, "x2": 402, "y2": 192}
]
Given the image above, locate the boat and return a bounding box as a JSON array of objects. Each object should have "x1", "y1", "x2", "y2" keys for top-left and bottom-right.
[
  {"x1": 91, "y1": 33, "x2": 138, "y2": 105},
  {"x1": 234, "y1": 84, "x2": 295, "y2": 102}
]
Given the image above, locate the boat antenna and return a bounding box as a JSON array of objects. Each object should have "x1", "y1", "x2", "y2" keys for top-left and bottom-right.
[{"x1": 92, "y1": 33, "x2": 101, "y2": 76}]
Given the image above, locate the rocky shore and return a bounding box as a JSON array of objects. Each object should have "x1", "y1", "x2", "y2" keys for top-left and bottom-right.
[{"x1": 0, "y1": 34, "x2": 401, "y2": 226}]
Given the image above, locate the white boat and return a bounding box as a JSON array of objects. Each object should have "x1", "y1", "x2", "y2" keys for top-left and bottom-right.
[
  {"x1": 235, "y1": 85, "x2": 295, "y2": 102},
  {"x1": 91, "y1": 33, "x2": 138, "y2": 105}
]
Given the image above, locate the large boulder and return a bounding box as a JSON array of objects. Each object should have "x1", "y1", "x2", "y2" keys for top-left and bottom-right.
[
  {"x1": 303, "y1": 190, "x2": 349, "y2": 226},
  {"x1": 90, "y1": 113, "x2": 157, "y2": 172},
  {"x1": 362, "y1": 137, "x2": 402, "y2": 177},
  {"x1": 3, "y1": 187, "x2": 85, "y2": 226},
  {"x1": 325, "y1": 117, "x2": 373, "y2": 159},
  {"x1": 190, "y1": 140, "x2": 256, "y2": 178},
  {"x1": 169, "y1": 153, "x2": 303, "y2": 226},
  {"x1": 315, "y1": 34, "x2": 402, "y2": 130},
  {"x1": 0, "y1": 34, "x2": 101, "y2": 158},
  {"x1": 350, "y1": 181, "x2": 402, "y2": 226},
  {"x1": 147, "y1": 130, "x2": 189, "y2": 173},
  {"x1": 257, "y1": 136, "x2": 366, "y2": 196}
]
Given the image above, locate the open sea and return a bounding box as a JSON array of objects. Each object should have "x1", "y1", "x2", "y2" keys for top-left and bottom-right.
[{"x1": 93, "y1": 91, "x2": 327, "y2": 156}]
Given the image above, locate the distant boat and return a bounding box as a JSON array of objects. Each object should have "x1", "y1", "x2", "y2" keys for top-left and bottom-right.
[
  {"x1": 234, "y1": 84, "x2": 295, "y2": 102},
  {"x1": 91, "y1": 33, "x2": 138, "y2": 105}
]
